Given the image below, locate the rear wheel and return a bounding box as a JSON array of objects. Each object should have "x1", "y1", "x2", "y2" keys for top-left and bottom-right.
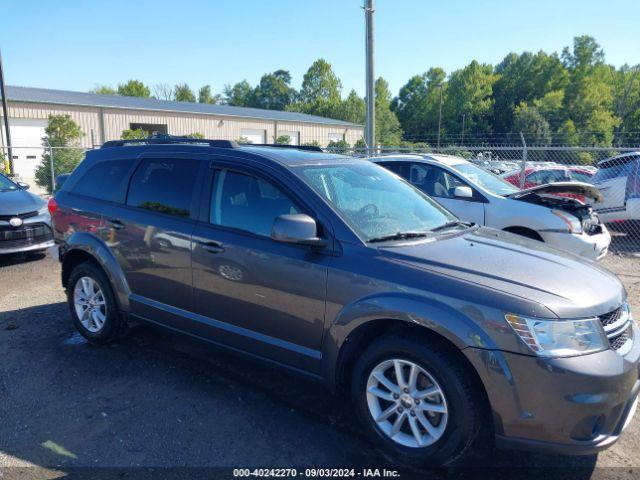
[
  {"x1": 67, "y1": 261, "x2": 125, "y2": 344},
  {"x1": 351, "y1": 334, "x2": 484, "y2": 467}
]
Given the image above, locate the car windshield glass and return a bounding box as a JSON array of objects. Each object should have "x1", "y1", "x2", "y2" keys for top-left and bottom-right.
[
  {"x1": 452, "y1": 163, "x2": 519, "y2": 196},
  {"x1": 296, "y1": 162, "x2": 457, "y2": 241},
  {"x1": 0, "y1": 173, "x2": 18, "y2": 191}
]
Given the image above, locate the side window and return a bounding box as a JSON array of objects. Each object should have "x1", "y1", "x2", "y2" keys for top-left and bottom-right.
[
  {"x1": 378, "y1": 162, "x2": 405, "y2": 176},
  {"x1": 570, "y1": 171, "x2": 593, "y2": 183},
  {"x1": 528, "y1": 169, "x2": 569, "y2": 185},
  {"x1": 594, "y1": 158, "x2": 637, "y2": 182},
  {"x1": 408, "y1": 163, "x2": 465, "y2": 198},
  {"x1": 210, "y1": 170, "x2": 300, "y2": 237},
  {"x1": 72, "y1": 159, "x2": 132, "y2": 202},
  {"x1": 127, "y1": 159, "x2": 200, "y2": 218}
]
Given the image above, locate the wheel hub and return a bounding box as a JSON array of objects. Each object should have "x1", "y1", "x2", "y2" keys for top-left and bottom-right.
[{"x1": 400, "y1": 394, "x2": 414, "y2": 409}]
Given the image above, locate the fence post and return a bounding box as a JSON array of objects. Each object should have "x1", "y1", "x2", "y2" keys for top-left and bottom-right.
[
  {"x1": 519, "y1": 132, "x2": 527, "y2": 189},
  {"x1": 47, "y1": 140, "x2": 54, "y2": 194}
]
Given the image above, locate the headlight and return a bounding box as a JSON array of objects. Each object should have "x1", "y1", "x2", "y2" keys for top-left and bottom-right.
[
  {"x1": 505, "y1": 314, "x2": 608, "y2": 357},
  {"x1": 552, "y1": 210, "x2": 583, "y2": 234}
]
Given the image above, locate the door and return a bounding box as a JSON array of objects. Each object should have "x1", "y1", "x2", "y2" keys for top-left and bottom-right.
[
  {"x1": 402, "y1": 163, "x2": 485, "y2": 226},
  {"x1": 8, "y1": 118, "x2": 47, "y2": 193},
  {"x1": 191, "y1": 166, "x2": 329, "y2": 373},
  {"x1": 592, "y1": 158, "x2": 636, "y2": 212},
  {"x1": 101, "y1": 155, "x2": 205, "y2": 319}
]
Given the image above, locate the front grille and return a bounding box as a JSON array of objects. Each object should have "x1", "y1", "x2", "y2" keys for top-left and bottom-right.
[
  {"x1": 0, "y1": 211, "x2": 38, "y2": 221},
  {"x1": 0, "y1": 223, "x2": 52, "y2": 249},
  {"x1": 599, "y1": 306, "x2": 633, "y2": 354}
]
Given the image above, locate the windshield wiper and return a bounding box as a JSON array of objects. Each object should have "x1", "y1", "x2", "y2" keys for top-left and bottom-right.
[
  {"x1": 431, "y1": 220, "x2": 472, "y2": 232},
  {"x1": 367, "y1": 231, "x2": 430, "y2": 243}
]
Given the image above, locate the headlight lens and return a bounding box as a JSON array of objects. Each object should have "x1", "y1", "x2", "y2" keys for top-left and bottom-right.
[
  {"x1": 505, "y1": 314, "x2": 608, "y2": 357},
  {"x1": 552, "y1": 210, "x2": 583, "y2": 234}
]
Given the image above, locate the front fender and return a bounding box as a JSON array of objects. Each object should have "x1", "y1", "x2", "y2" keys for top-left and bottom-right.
[
  {"x1": 63, "y1": 232, "x2": 131, "y2": 312},
  {"x1": 321, "y1": 292, "x2": 499, "y2": 388}
]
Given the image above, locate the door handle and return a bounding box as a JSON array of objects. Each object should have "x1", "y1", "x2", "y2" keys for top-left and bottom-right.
[
  {"x1": 107, "y1": 219, "x2": 124, "y2": 230},
  {"x1": 196, "y1": 240, "x2": 225, "y2": 254}
]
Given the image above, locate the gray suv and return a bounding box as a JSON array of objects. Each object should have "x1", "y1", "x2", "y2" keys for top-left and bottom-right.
[{"x1": 51, "y1": 137, "x2": 639, "y2": 466}]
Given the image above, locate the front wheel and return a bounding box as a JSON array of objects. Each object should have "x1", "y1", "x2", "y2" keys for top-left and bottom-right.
[{"x1": 351, "y1": 334, "x2": 485, "y2": 467}]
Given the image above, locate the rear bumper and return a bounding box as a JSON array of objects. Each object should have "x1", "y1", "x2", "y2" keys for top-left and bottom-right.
[{"x1": 541, "y1": 228, "x2": 611, "y2": 260}]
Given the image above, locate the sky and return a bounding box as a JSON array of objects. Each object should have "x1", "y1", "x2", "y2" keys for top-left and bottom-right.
[{"x1": 1, "y1": 0, "x2": 639, "y2": 98}]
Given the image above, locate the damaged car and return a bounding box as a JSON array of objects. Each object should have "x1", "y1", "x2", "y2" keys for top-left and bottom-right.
[{"x1": 373, "y1": 155, "x2": 610, "y2": 260}]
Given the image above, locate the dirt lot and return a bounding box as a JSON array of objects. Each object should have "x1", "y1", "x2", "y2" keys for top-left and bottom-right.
[{"x1": 0, "y1": 250, "x2": 639, "y2": 479}]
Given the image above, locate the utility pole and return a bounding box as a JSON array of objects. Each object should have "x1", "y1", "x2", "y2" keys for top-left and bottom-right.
[
  {"x1": 461, "y1": 113, "x2": 466, "y2": 146},
  {"x1": 0, "y1": 50, "x2": 13, "y2": 175},
  {"x1": 436, "y1": 84, "x2": 443, "y2": 149},
  {"x1": 364, "y1": 0, "x2": 375, "y2": 154}
]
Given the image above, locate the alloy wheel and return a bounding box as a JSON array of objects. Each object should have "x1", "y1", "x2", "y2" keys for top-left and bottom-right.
[
  {"x1": 366, "y1": 358, "x2": 448, "y2": 448},
  {"x1": 73, "y1": 276, "x2": 107, "y2": 333}
]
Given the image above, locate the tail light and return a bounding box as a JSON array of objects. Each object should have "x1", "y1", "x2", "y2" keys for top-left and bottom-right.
[
  {"x1": 626, "y1": 161, "x2": 640, "y2": 199},
  {"x1": 47, "y1": 197, "x2": 58, "y2": 215}
]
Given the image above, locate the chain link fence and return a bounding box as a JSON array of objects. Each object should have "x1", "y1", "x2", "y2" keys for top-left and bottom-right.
[{"x1": 2, "y1": 141, "x2": 639, "y2": 255}]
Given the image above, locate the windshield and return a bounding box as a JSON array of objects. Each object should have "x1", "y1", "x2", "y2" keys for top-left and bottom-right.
[
  {"x1": 297, "y1": 162, "x2": 457, "y2": 241},
  {"x1": 452, "y1": 162, "x2": 519, "y2": 196},
  {"x1": 0, "y1": 173, "x2": 18, "y2": 192}
]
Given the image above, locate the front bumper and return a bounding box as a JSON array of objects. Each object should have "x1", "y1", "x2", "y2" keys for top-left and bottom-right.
[
  {"x1": 0, "y1": 215, "x2": 54, "y2": 255},
  {"x1": 464, "y1": 321, "x2": 640, "y2": 455},
  {"x1": 541, "y1": 227, "x2": 611, "y2": 260},
  {"x1": 0, "y1": 238, "x2": 55, "y2": 255}
]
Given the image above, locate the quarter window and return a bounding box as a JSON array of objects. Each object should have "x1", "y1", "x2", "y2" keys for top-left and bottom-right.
[
  {"x1": 73, "y1": 159, "x2": 132, "y2": 202},
  {"x1": 126, "y1": 159, "x2": 199, "y2": 218},
  {"x1": 210, "y1": 170, "x2": 299, "y2": 237}
]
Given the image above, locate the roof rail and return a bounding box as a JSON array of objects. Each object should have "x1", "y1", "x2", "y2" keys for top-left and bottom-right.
[
  {"x1": 247, "y1": 143, "x2": 324, "y2": 153},
  {"x1": 101, "y1": 134, "x2": 239, "y2": 149}
]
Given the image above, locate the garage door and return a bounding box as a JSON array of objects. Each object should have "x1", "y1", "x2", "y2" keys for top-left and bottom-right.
[
  {"x1": 5, "y1": 118, "x2": 47, "y2": 190},
  {"x1": 240, "y1": 128, "x2": 266, "y2": 144}
]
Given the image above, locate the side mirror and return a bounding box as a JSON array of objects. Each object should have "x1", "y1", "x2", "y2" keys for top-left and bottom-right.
[
  {"x1": 271, "y1": 214, "x2": 327, "y2": 247},
  {"x1": 454, "y1": 186, "x2": 473, "y2": 199},
  {"x1": 16, "y1": 181, "x2": 30, "y2": 190}
]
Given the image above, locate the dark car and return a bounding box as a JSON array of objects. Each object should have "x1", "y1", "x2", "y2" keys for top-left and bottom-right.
[
  {"x1": 0, "y1": 172, "x2": 54, "y2": 255},
  {"x1": 51, "y1": 137, "x2": 639, "y2": 466}
]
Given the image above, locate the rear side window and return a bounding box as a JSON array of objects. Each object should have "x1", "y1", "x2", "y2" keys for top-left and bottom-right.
[
  {"x1": 594, "y1": 158, "x2": 637, "y2": 182},
  {"x1": 127, "y1": 159, "x2": 200, "y2": 218},
  {"x1": 73, "y1": 159, "x2": 133, "y2": 202}
]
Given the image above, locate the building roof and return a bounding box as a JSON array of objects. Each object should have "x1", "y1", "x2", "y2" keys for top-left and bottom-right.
[{"x1": 5, "y1": 85, "x2": 361, "y2": 128}]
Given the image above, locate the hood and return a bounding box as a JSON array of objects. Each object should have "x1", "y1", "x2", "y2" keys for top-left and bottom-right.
[
  {"x1": 505, "y1": 182, "x2": 603, "y2": 203},
  {"x1": 379, "y1": 227, "x2": 623, "y2": 319},
  {"x1": 0, "y1": 189, "x2": 45, "y2": 216}
]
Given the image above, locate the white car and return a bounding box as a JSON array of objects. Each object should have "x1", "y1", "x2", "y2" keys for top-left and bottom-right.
[
  {"x1": 591, "y1": 152, "x2": 640, "y2": 223},
  {"x1": 373, "y1": 154, "x2": 611, "y2": 260}
]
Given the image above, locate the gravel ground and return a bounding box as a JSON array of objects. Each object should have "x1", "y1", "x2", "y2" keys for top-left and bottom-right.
[{"x1": 0, "y1": 249, "x2": 639, "y2": 479}]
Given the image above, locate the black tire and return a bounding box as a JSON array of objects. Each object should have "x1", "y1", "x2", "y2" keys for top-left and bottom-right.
[
  {"x1": 351, "y1": 333, "x2": 484, "y2": 467},
  {"x1": 66, "y1": 261, "x2": 125, "y2": 344}
]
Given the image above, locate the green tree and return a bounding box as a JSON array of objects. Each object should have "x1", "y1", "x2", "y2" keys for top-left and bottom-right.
[
  {"x1": 90, "y1": 85, "x2": 117, "y2": 95},
  {"x1": 121, "y1": 128, "x2": 148, "y2": 140},
  {"x1": 254, "y1": 70, "x2": 295, "y2": 110},
  {"x1": 289, "y1": 59, "x2": 342, "y2": 118},
  {"x1": 117, "y1": 79, "x2": 151, "y2": 97},
  {"x1": 492, "y1": 51, "x2": 568, "y2": 133},
  {"x1": 198, "y1": 85, "x2": 220, "y2": 104},
  {"x1": 392, "y1": 67, "x2": 446, "y2": 141},
  {"x1": 444, "y1": 61, "x2": 498, "y2": 137},
  {"x1": 224, "y1": 80, "x2": 256, "y2": 106},
  {"x1": 35, "y1": 115, "x2": 85, "y2": 193},
  {"x1": 338, "y1": 90, "x2": 366, "y2": 124},
  {"x1": 174, "y1": 83, "x2": 196, "y2": 102},
  {"x1": 375, "y1": 78, "x2": 403, "y2": 145},
  {"x1": 327, "y1": 139, "x2": 350, "y2": 153},
  {"x1": 513, "y1": 102, "x2": 552, "y2": 144},
  {"x1": 275, "y1": 135, "x2": 291, "y2": 145}
]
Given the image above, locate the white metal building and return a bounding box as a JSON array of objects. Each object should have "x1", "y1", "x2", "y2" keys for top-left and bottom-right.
[{"x1": 0, "y1": 86, "x2": 363, "y2": 187}]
